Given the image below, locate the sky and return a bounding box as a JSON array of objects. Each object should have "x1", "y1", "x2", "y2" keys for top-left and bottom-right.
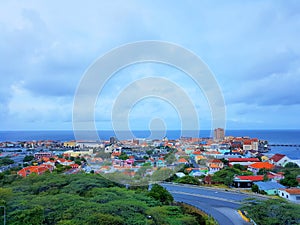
[{"x1": 1, "y1": 0, "x2": 300, "y2": 131}]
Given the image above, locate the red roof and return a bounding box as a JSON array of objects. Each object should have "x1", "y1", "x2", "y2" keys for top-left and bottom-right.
[
  {"x1": 243, "y1": 140, "x2": 252, "y2": 145},
  {"x1": 235, "y1": 175, "x2": 264, "y2": 181},
  {"x1": 269, "y1": 154, "x2": 286, "y2": 162},
  {"x1": 228, "y1": 158, "x2": 260, "y2": 162},
  {"x1": 18, "y1": 165, "x2": 52, "y2": 177},
  {"x1": 209, "y1": 159, "x2": 222, "y2": 163},
  {"x1": 249, "y1": 162, "x2": 274, "y2": 170},
  {"x1": 192, "y1": 151, "x2": 201, "y2": 155},
  {"x1": 281, "y1": 188, "x2": 300, "y2": 195},
  {"x1": 178, "y1": 158, "x2": 188, "y2": 163}
]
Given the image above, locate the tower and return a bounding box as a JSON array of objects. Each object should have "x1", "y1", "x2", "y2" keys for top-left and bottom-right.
[{"x1": 214, "y1": 128, "x2": 224, "y2": 141}]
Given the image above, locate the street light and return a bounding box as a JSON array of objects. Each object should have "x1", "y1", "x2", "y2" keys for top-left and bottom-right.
[{"x1": 0, "y1": 206, "x2": 5, "y2": 225}]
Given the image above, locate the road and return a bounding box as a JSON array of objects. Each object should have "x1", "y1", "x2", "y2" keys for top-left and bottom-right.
[{"x1": 161, "y1": 183, "x2": 254, "y2": 225}]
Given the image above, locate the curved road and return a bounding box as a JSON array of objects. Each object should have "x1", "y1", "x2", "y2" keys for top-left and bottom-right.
[{"x1": 161, "y1": 183, "x2": 257, "y2": 225}]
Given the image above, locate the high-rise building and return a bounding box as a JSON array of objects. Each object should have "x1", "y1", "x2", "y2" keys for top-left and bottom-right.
[
  {"x1": 110, "y1": 136, "x2": 116, "y2": 144},
  {"x1": 214, "y1": 128, "x2": 224, "y2": 141}
]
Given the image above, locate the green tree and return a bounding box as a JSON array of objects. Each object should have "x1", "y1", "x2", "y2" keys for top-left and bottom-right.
[
  {"x1": 11, "y1": 206, "x2": 44, "y2": 225},
  {"x1": 280, "y1": 175, "x2": 298, "y2": 187},
  {"x1": 23, "y1": 155, "x2": 34, "y2": 162},
  {"x1": 165, "y1": 154, "x2": 176, "y2": 165},
  {"x1": 177, "y1": 176, "x2": 200, "y2": 185},
  {"x1": 0, "y1": 187, "x2": 13, "y2": 202},
  {"x1": 241, "y1": 198, "x2": 300, "y2": 225},
  {"x1": 233, "y1": 164, "x2": 246, "y2": 171},
  {"x1": 2, "y1": 173, "x2": 203, "y2": 225},
  {"x1": 147, "y1": 184, "x2": 174, "y2": 205},
  {"x1": 0, "y1": 157, "x2": 14, "y2": 166},
  {"x1": 284, "y1": 162, "x2": 299, "y2": 168},
  {"x1": 118, "y1": 153, "x2": 129, "y2": 160},
  {"x1": 257, "y1": 168, "x2": 271, "y2": 175},
  {"x1": 212, "y1": 167, "x2": 241, "y2": 186},
  {"x1": 151, "y1": 168, "x2": 174, "y2": 182},
  {"x1": 251, "y1": 184, "x2": 259, "y2": 193}
]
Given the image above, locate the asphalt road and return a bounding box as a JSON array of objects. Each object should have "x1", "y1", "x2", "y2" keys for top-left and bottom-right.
[{"x1": 161, "y1": 183, "x2": 253, "y2": 225}]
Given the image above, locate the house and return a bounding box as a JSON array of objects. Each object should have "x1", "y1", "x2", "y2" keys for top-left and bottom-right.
[
  {"x1": 189, "y1": 167, "x2": 208, "y2": 177},
  {"x1": 194, "y1": 155, "x2": 207, "y2": 164},
  {"x1": 63, "y1": 141, "x2": 77, "y2": 148},
  {"x1": 64, "y1": 149, "x2": 93, "y2": 157},
  {"x1": 243, "y1": 140, "x2": 252, "y2": 151},
  {"x1": 254, "y1": 181, "x2": 286, "y2": 195},
  {"x1": 70, "y1": 163, "x2": 79, "y2": 168},
  {"x1": 269, "y1": 154, "x2": 290, "y2": 167},
  {"x1": 248, "y1": 162, "x2": 274, "y2": 175},
  {"x1": 206, "y1": 159, "x2": 224, "y2": 174},
  {"x1": 228, "y1": 157, "x2": 260, "y2": 167},
  {"x1": 177, "y1": 158, "x2": 189, "y2": 165},
  {"x1": 278, "y1": 188, "x2": 300, "y2": 203},
  {"x1": 233, "y1": 175, "x2": 264, "y2": 188},
  {"x1": 34, "y1": 152, "x2": 53, "y2": 160},
  {"x1": 175, "y1": 172, "x2": 186, "y2": 178},
  {"x1": 203, "y1": 151, "x2": 222, "y2": 158},
  {"x1": 156, "y1": 158, "x2": 166, "y2": 167},
  {"x1": 184, "y1": 147, "x2": 195, "y2": 155},
  {"x1": 261, "y1": 155, "x2": 269, "y2": 162},
  {"x1": 57, "y1": 158, "x2": 73, "y2": 166},
  {"x1": 18, "y1": 164, "x2": 53, "y2": 177},
  {"x1": 267, "y1": 171, "x2": 284, "y2": 182}
]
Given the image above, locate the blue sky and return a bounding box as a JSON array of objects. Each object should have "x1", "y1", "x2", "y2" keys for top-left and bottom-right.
[{"x1": 1, "y1": 0, "x2": 300, "y2": 131}]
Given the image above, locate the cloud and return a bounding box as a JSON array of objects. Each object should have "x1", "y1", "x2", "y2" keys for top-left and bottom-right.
[
  {"x1": 1, "y1": 1, "x2": 300, "y2": 130},
  {"x1": 226, "y1": 65, "x2": 300, "y2": 106}
]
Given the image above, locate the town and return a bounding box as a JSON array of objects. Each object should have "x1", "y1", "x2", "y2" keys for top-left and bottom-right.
[{"x1": 1, "y1": 128, "x2": 299, "y2": 204}]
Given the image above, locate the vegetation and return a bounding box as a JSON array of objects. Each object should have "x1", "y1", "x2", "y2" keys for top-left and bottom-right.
[
  {"x1": 232, "y1": 164, "x2": 246, "y2": 171},
  {"x1": 118, "y1": 152, "x2": 129, "y2": 160},
  {"x1": 23, "y1": 155, "x2": 34, "y2": 162},
  {"x1": 147, "y1": 184, "x2": 174, "y2": 205},
  {"x1": 176, "y1": 176, "x2": 200, "y2": 185},
  {"x1": 212, "y1": 168, "x2": 238, "y2": 185},
  {"x1": 0, "y1": 156, "x2": 14, "y2": 166},
  {"x1": 284, "y1": 162, "x2": 299, "y2": 168},
  {"x1": 0, "y1": 173, "x2": 207, "y2": 225},
  {"x1": 277, "y1": 166, "x2": 300, "y2": 187},
  {"x1": 240, "y1": 198, "x2": 300, "y2": 225}
]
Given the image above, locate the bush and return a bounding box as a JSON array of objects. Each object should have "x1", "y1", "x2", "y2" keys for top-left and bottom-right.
[
  {"x1": 147, "y1": 184, "x2": 174, "y2": 205},
  {"x1": 177, "y1": 176, "x2": 200, "y2": 185}
]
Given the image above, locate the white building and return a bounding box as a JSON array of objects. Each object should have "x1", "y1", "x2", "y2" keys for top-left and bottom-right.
[
  {"x1": 278, "y1": 188, "x2": 300, "y2": 203},
  {"x1": 269, "y1": 154, "x2": 291, "y2": 167}
]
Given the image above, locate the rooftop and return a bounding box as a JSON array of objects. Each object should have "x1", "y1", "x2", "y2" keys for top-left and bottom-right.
[
  {"x1": 249, "y1": 162, "x2": 274, "y2": 170},
  {"x1": 281, "y1": 188, "x2": 300, "y2": 195},
  {"x1": 235, "y1": 175, "x2": 264, "y2": 181},
  {"x1": 228, "y1": 158, "x2": 260, "y2": 162},
  {"x1": 269, "y1": 154, "x2": 286, "y2": 162},
  {"x1": 254, "y1": 181, "x2": 285, "y2": 190}
]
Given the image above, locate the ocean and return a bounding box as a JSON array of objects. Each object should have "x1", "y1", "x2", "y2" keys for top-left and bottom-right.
[{"x1": 0, "y1": 130, "x2": 299, "y2": 159}]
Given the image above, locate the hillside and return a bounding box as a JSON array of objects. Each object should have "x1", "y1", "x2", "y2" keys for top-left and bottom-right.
[{"x1": 0, "y1": 172, "x2": 207, "y2": 225}]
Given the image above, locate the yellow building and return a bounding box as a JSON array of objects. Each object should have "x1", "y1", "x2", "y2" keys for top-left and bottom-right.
[
  {"x1": 261, "y1": 155, "x2": 269, "y2": 162},
  {"x1": 63, "y1": 141, "x2": 77, "y2": 148},
  {"x1": 64, "y1": 149, "x2": 93, "y2": 157}
]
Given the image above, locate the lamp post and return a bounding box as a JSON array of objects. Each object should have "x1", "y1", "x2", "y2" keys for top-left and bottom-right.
[{"x1": 0, "y1": 206, "x2": 6, "y2": 225}]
